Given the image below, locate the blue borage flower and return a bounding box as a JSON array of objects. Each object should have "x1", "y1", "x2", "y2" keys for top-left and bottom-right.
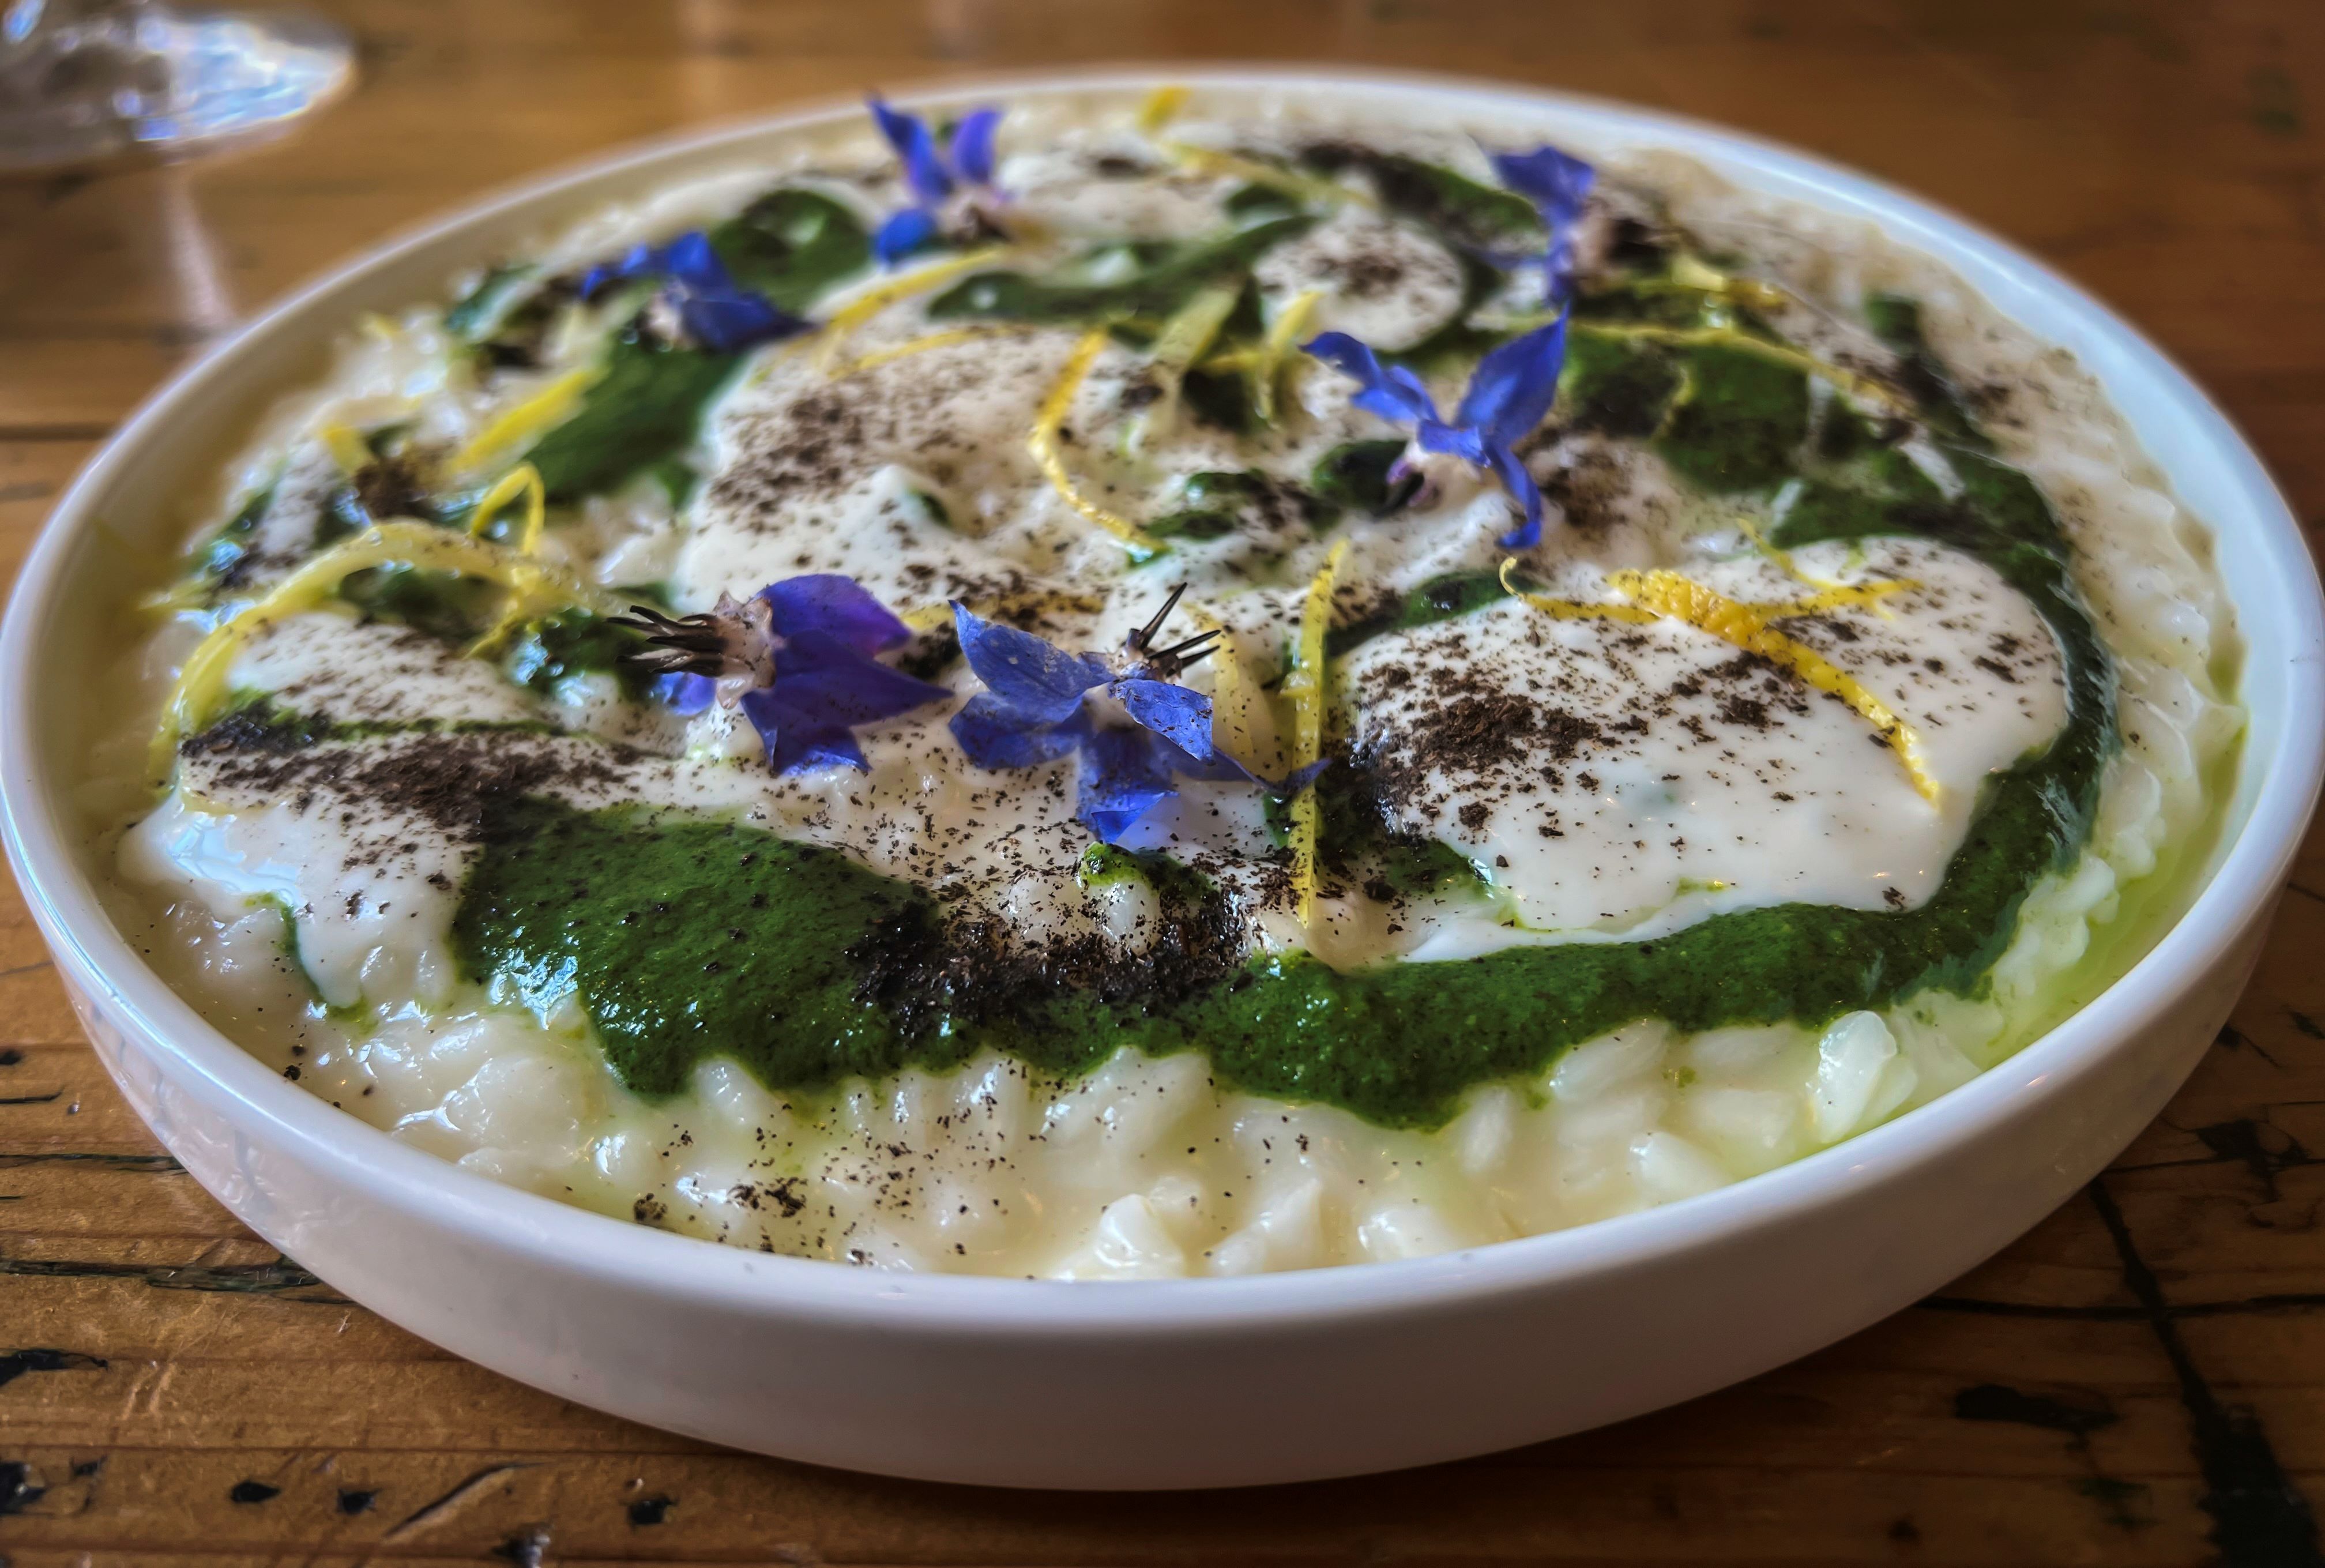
[
  {"x1": 1304, "y1": 318, "x2": 1569, "y2": 550},
  {"x1": 578, "y1": 231, "x2": 808, "y2": 355},
  {"x1": 948, "y1": 586, "x2": 1297, "y2": 843},
  {"x1": 1487, "y1": 143, "x2": 1597, "y2": 305},
  {"x1": 619, "y1": 577, "x2": 949, "y2": 775},
  {"x1": 867, "y1": 96, "x2": 1005, "y2": 266}
]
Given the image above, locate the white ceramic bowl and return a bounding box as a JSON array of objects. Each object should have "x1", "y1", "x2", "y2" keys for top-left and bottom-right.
[{"x1": 5, "y1": 69, "x2": 2321, "y2": 1491}]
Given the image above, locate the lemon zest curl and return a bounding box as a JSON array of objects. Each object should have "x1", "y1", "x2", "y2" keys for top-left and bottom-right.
[
  {"x1": 815, "y1": 246, "x2": 1017, "y2": 373},
  {"x1": 1028, "y1": 329, "x2": 1165, "y2": 561},
  {"x1": 1286, "y1": 539, "x2": 1350, "y2": 928},
  {"x1": 448, "y1": 366, "x2": 600, "y2": 478}
]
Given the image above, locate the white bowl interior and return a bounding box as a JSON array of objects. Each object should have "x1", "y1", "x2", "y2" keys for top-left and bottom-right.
[{"x1": 5, "y1": 69, "x2": 2322, "y2": 1326}]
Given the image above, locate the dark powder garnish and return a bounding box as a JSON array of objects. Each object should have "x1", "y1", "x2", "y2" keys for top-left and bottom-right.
[{"x1": 850, "y1": 878, "x2": 1254, "y2": 1041}]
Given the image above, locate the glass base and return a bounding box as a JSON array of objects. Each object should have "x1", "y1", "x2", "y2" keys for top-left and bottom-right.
[{"x1": 0, "y1": 3, "x2": 354, "y2": 174}]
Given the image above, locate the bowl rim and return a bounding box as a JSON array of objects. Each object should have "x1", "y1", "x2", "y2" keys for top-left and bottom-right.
[{"x1": 5, "y1": 63, "x2": 2321, "y2": 1330}]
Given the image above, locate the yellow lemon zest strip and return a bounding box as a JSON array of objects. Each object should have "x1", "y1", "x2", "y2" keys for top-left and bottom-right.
[
  {"x1": 815, "y1": 246, "x2": 1015, "y2": 372},
  {"x1": 1028, "y1": 329, "x2": 1166, "y2": 561},
  {"x1": 1495, "y1": 558, "x2": 1657, "y2": 624},
  {"x1": 1152, "y1": 281, "x2": 1240, "y2": 375},
  {"x1": 1286, "y1": 539, "x2": 1350, "y2": 927},
  {"x1": 1157, "y1": 140, "x2": 1374, "y2": 209},
  {"x1": 1500, "y1": 559, "x2": 1915, "y2": 626},
  {"x1": 1733, "y1": 511, "x2": 1854, "y2": 596},
  {"x1": 149, "y1": 521, "x2": 615, "y2": 786},
  {"x1": 318, "y1": 422, "x2": 372, "y2": 475},
  {"x1": 1186, "y1": 605, "x2": 1261, "y2": 773},
  {"x1": 1604, "y1": 568, "x2": 1939, "y2": 802},
  {"x1": 899, "y1": 601, "x2": 954, "y2": 634},
  {"x1": 1730, "y1": 513, "x2": 1914, "y2": 619},
  {"x1": 464, "y1": 461, "x2": 547, "y2": 554},
  {"x1": 1651, "y1": 358, "x2": 1700, "y2": 441},
  {"x1": 1137, "y1": 85, "x2": 1190, "y2": 136},
  {"x1": 456, "y1": 462, "x2": 558, "y2": 652},
  {"x1": 1570, "y1": 320, "x2": 1905, "y2": 413},
  {"x1": 1192, "y1": 292, "x2": 1323, "y2": 397},
  {"x1": 1664, "y1": 252, "x2": 1791, "y2": 313},
  {"x1": 1251, "y1": 287, "x2": 1322, "y2": 426},
  {"x1": 830, "y1": 324, "x2": 1041, "y2": 377},
  {"x1": 1129, "y1": 283, "x2": 1241, "y2": 447},
  {"x1": 447, "y1": 366, "x2": 600, "y2": 478},
  {"x1": 1762, "y1": 578, "x2": 1919, "y2": 617}
]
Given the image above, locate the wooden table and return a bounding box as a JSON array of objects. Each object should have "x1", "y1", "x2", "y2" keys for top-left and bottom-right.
[{"x1": 3, "y1": 1, "x2": 2322, "y2": 1560}]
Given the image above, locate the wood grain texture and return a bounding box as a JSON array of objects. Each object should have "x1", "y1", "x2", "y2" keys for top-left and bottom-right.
[{"x1": 1, "y1": 0, "x2": 2322, "y2": 1560}]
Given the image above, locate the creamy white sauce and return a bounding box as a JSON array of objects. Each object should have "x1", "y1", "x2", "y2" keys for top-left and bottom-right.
[
  {"x1": 1255, "y1": 208, "x2": 1466, "y2": 351},
  {"x1": 1342, "y1": 537, "x2": 2064, "y2": 946}
]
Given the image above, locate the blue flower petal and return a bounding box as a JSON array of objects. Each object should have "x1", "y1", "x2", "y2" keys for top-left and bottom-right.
[
  {"x1": 1545, "y1": 240, "x2": 1583, "y2": 306},
  {"x1": 788, "y1": 729, "x2": 872, "y2": 774},
  {"x1": 1414, "y1": 418, "x2": 1490, "y2": 467},
  {"x1": 872, "y1": 206, "x2": 943, "y2": 266},
  {"x1": 579, "y1": 241, "x2": 659, "y2": 301},
  {"x1": 1111, "y1": 676, "x2": 1216, "y2": 762},
  {"x1": 1173, "y1": 744, "x2": 1263, "y2": 785},
  {"x1": 1308, "y1": 322, "x2": 1562, "y2": 547},
  {"x1": 1077, "y1": 725, "x2": 1180, "y2": 843},
  {"x1": 577, "y1": 231, "x2": 804, "y2": 353},
  {"x1": 1273, "y1": 757, "x2": 1331, "y2": 794},
  {"x1": 950, "y1": 693, "x2": 1089, "y2": 770},
  {"x1": 739, "y1": 646, "x2": 946, "y2": 776},
  {"x1": 659, "y1": 232, "x2": 809, "y2": 352},
  {"x1": 652, "y1": 670, "x2": 715, "y2": 715},
  {"x1": 738, "y1": 688, "x2": 875, "y2": 775},
  {"x1": 866, "y1": 94, "x2": 920, "y2": 158},
  {"x1": 1491, "y1": 144, "x2": 1596, "y2": 304},
  {"x1": 763, "y1": 574, "x2": 913, "y2": 655},
  {"x1": 1491, "y1": 144, "x2": 1596, "y2": 230},
  {"x1": 1485, "y1": 440, "x2": 1547, "y2": 551},
  {"x1": 941, "y1": 601, "x2": 1301, "y2": 829},
  {"x1": 1303, "y1": 332, "x2": 1440, "y2": 427},
  {"x1": 773, "y1": 630, "x2": 952, "y2": 729},
  {"x1": 868, "y1": 95, "x2": 953, "y2": 207},
  {"x1": 684, "y1": 573, "x2": 951, "y2": 776},
  {"x1": 657, "y1": 231, "x2": 729, "y2": 289},
  {"x1": 1453, "y1": 317, "x2": 1568, "y2": 449},
  {"x1": 675, "y1": 291, "x2": 804, "y2": 355},
  {"x1": 947, "y1": 106, "x2": 1003, "y2": 189},
  {"x1": 950, "y1": 603, "x2": 1109, "y2": 724}
]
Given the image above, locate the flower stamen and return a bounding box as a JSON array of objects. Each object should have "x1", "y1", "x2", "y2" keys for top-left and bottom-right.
[
  {"x1": 610, "y1": 604, "x2": 739, "y2": 678},
  {"x1": 1126, "y1": 582, "x2": 1189, "y2": 655}
]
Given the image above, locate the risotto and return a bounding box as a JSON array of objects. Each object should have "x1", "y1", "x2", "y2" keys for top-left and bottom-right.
[{"x1": 84, "y1": 88, "x2": 2242, "y2": 1277}]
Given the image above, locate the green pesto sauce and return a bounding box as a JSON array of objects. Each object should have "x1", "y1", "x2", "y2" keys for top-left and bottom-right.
[{"x1": 446, "y1": 265, "x2": 2123, "y2": 1130}]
